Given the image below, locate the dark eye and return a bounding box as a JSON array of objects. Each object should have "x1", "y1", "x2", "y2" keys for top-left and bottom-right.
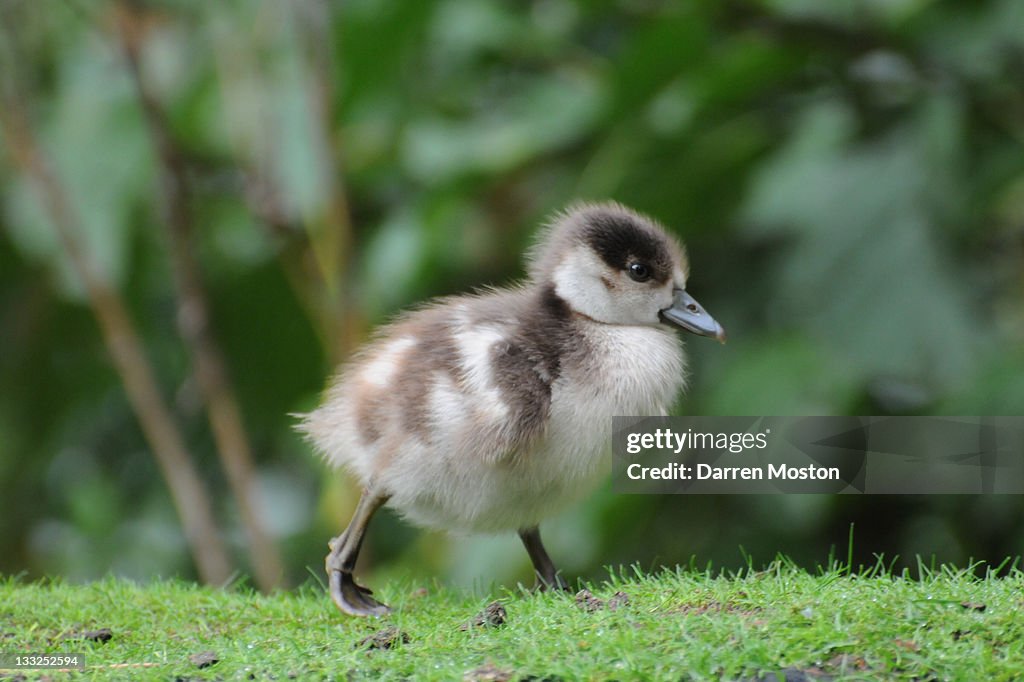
[{"x1": 628, "y1": 262, "x2": 651, "y2": 282}]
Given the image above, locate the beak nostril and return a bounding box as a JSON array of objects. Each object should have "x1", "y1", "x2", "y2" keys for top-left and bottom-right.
[{"x1": 686, "y1": 304, "x2": 698, "y2": 313}]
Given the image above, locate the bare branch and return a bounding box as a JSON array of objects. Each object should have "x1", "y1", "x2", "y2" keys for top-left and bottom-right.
[
  {"x1": 290, "y1": 0, "x2": 363, "y2": 362},
  {"x1": 116, "y1": 2, "x2": 285, "y2": 591},
  {"x1": 0, "y1": 36, "x2": 233, "y2": 586},
  {"x1": 206, "y1": 6, "x2": 337, "y2": 356}
]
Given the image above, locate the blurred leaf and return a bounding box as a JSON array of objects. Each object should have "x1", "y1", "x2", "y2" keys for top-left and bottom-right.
[
  {"x1": 400, "y1": 71, "x2": 603, "y2": 183},
  {"x1": 743, "y1": 100, "x2": 981, "y2": 389},
  {"x1": 67, "y1": 476, "x2": 121, "y2": 538},
  {"x1": 358, "y1": 208, "x2": 428, "y2": 318},
  {"x1": 703, "y1": 335, "x2": 858, "y2": 415},
  {"x1": 5, "y1": 33, "x2": 151, "y2": 298}
]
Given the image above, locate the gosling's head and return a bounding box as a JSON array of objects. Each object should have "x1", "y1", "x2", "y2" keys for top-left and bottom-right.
[{"x1": 529, "y1": 202, "x2": 726, "y2": 341}]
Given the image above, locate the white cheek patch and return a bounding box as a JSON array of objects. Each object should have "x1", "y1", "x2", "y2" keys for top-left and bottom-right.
[
  {"x1": 553, "y1": 247, "x2": 615, "y2": 322},
  {"x1": 674, "y1": 268, "x2": 688, "y2": 290},
  {"x1": 362, "y1": 337, "x2": 416, "y2": 387},
  {"x1": 620, "y1": 288, "x2": 667, "y2": 325},
  {"x1": 552, "y1": 246, "x2": 682, "y2": 326},
  {"x1": 655, "y1": 280, "x2": 675, "y2": 311}
]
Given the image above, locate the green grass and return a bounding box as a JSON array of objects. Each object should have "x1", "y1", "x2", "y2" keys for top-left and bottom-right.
[{"x1": 2, "y1": 562, "x2": 1023, "y2": 681}]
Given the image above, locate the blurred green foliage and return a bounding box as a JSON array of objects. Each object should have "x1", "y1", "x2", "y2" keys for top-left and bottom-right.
[{"x1": 1, "y1": 0, "x2": 1022, "y2": 588}]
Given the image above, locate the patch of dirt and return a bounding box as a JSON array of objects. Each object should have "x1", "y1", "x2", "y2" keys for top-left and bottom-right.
[
  {"x1": 463, "y1": 662, "x2": 513, "y2": 681},
  {"x1": 188, "y1": 650, "x2": 219, "y2": 669},
  {"x1": 81, "y1": 628, "x2": 113, "y2": 643},
  {"x1": 959, "y1": 601, "x2": 986, "y2": 612},
  {"x1": 606, "y1": 591, "x2": 630, "y2": 611},
  {"x1": 58, "y1": 627, "x2": 113, "y2": 644},
  {"x1": 357, "y1": 626, "x2": 409, "y2": 650},
  {"x1": 461, "y1": 601, "x2": 507, "y2": 630},
  {"x1": 743, "y1": 668, "x2": 834, "y2": 681},
  {"x1": 824, "y1": 654, "x2": 869, "y2": 672},
  {"x1": 574, "y1": 589, "x2": 603, "y2": 612},
  {"x1": 671, "y1": 601, "x2": 762, "y2": 618},
  {"x1": 894, "y1": 639, "x2": 920, "y2": 653},
  {"x1": 573, "y1": 589, "x2": 630, "y2": 613}
]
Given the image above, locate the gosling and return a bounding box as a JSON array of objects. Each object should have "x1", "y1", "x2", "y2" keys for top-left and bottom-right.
[{"x1": 298, "y1": 201, "x2": 725, "y2": 616}]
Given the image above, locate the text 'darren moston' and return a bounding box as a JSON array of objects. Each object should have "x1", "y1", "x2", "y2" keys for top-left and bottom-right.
[{"x1": 612, "y1": 416, "x2": 1024, "y2": 494}]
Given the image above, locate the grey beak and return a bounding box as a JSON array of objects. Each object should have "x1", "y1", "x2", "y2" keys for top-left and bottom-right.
[{"x1": 659, "y1": 289, "x2": 726, "y2": 344}]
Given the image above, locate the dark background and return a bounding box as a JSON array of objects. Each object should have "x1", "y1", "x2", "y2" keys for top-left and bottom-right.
[{"x1": 1, "y1": 0, "x2": 1022, "y2": 590}]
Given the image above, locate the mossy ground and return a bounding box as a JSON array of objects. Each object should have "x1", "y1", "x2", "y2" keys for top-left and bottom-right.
[{"x1": 2, "y1": 561, "x2": 1022, "y2": 681}]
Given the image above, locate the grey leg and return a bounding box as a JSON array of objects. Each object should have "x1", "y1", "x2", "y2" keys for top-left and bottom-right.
[
  {"x1": 518, "y1": 526, "x2": 569, "y2": 591},
  {"x1": 326, "y1": 489, "x2": 390, "y2": 616}
]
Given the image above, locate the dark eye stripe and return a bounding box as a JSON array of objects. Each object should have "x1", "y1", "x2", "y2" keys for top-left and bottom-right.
[{"x1": 580, "y1": 211, "x2": 672, "y2": 284}]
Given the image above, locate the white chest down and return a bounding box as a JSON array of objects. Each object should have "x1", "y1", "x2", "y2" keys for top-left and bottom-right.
[
  {"x1": 546, "y1": 323, "x2": 686, "y2": 476},
  {"x1": 397, "y1": 324, "x2": 686, "y2": 534}
]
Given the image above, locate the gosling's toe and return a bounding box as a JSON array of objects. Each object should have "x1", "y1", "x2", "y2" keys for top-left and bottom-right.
[{"x1": 329, "y1": 568, "x2": 391, "y2": 617}]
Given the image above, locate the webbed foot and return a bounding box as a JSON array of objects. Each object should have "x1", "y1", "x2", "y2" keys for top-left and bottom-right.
[
  {"x1": 324, "y1": 490, "x2": 391, "y2": 617},
  {"x1": 327, "y1": 568, "x2": 391, "y2": 617}
]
